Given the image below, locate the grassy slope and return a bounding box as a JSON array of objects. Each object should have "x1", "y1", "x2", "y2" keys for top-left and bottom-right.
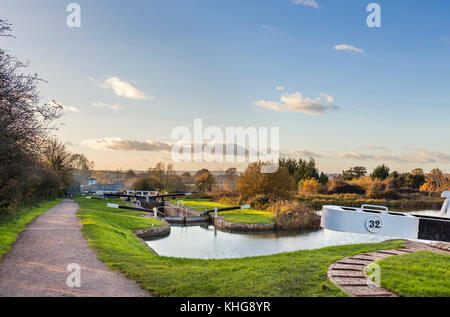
[
  {"x1": 0, "y1": 199, "x2": 61, "y2": 262},
  {"x1": 76, "y1": 196, "x2": 405, "y2": 297},
  {"x1": 170, "y1": 199, "x2": 275, "y2": 224},
  {"x1": 376, "y1": 251, "x2": 450, "y2": 297}
]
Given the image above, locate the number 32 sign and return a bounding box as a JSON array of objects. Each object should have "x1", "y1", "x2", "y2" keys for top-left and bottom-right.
[{"x1": 365, "y1": 216, "x2": 383, "y2": 233}]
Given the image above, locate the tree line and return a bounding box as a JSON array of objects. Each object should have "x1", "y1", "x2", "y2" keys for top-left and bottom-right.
[{"x1": 0, "y1": 20, "x2": 91, "y2": 212}]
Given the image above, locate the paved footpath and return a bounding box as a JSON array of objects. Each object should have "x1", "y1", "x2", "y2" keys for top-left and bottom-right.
[
  {"x1": 328, "y1": 241, "x2": 450, "y2": 297},
  {"x1": 0, "y1": 199, "x2": 149, "y2": 297}
]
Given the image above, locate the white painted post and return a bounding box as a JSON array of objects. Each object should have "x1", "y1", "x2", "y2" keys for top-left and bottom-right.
[
  {"x1": 153, "y1": 207, "x2": 158, "y2": 218},
  {"x1": 214, "y1": 207, "x2": 218, "y2": 217}
]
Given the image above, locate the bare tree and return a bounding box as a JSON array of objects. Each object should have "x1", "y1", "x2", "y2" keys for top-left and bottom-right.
[{"x1": 0, "y1": 19, "x2": 62, "y2": 210}]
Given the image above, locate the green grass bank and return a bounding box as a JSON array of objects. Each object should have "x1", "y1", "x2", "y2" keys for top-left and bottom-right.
[
  {"x1": 0, "y1": 199, "x2": 62, "y2": 262},
  {"x1": 375, "y1": 251, "x2": 450, "y2": 297},
  {"x1": 75, "y1": 196, "x2": 406, "y2": 297}
]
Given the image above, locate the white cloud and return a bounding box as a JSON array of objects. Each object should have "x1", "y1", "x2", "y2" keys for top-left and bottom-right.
[
  {"x1": 276, "y1": 86, "x2": 285, "y2": 91},
  {"x1": 283, "y1": 149, "x2": 324, "y2": 158},
  {"x1": 442, "y1": 37, "x2": 450, "y2": 44},
  {"x1": 261, "y1": 25, "x2": 278, "y2": 31},
  {"x1": 255, "y1": 91, "x2": 338, "y2": 115},
  {"x1": 403, "y1": 151, "x2": 450, "y2": 164},
  {"x1": 359, "y1": 145, "x2": 387, "y2": 150},
  {"x1": 337, "y1": 150, "x2": 450, "y2": 164},
  {"x1": 320, "y1": 93, "x2": 334, "y2": 103},
  {"x1": 293, "y1": 0, "x2": 319, "y2": 8},
  {"x1": 82, "y1": 137, "x2": 172, "y2": 152},
  {"x1": 334, "y1": 44, "x2": 365, "y2": 55},
  {"x1": 98, "y1": 76, "x2": 153, "y2": 100},
  {"x1": 92, "y1": 102, "x2": 122, "y2": 111},
  {"x1": 64, "y1": 105, "x2": 80, "y2": 113}
]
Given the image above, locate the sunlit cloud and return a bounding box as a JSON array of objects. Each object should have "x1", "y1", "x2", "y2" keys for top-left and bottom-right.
[
  {"x1": 97, "y1": 76, "x2": 154, "y2": 100},
  {"x1": 359, "y1": 145, "x2": 387, "y2": 150},
  {"x1": 283, "y1": 149, "x2": 324, "y2": 159},
  {"x1": 63, "y1": 105, "x2": 80, "y2": 113},
  {"x1": 337, "y1": 150, "x2": 450, "y2": 164},
  {"x1": 334, "y1": 44, "x2": 365, "y2": 55},
  {"x1": 82, "y1": 137, "x2": 171, "y2": 152},
  {"x1": 92, "y1": 102, "x2": 122, "y2": 111},
  {"x1": 255, "y1": 91, "x2": 338, "y2": 115}
]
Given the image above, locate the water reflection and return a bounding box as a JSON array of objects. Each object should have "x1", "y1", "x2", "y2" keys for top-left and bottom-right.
[{"x1": 146, "y1": 210, "x2": 440, "y2": 259}]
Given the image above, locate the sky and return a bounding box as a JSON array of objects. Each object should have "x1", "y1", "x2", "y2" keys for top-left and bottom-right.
[{"x1": 2, "y1": 0, "x2": 450, "y2": 173}]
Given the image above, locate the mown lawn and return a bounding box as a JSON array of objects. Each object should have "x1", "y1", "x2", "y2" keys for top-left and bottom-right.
[
  {"x1": 76, "y1": 196, "x2": 406, "y2": 297},
  {"x1": 0, "y1": 199, "x2": 61, "y2": 262},
  {"x1": 375, "y1": 251, "x2": 450, "y2": 297},
  {"x1": 170, "y1": 198, "x2": 275, "y2": 224}
]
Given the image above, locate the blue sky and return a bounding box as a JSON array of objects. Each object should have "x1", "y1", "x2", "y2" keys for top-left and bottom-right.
[{"x1": 2, "y1": 0, "x2": 450, "y2": 172}]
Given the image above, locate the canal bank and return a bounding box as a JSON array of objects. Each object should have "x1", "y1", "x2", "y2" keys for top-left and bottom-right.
[{"x1": 73, "y1": 197, "x2": 450, "y2": 297}]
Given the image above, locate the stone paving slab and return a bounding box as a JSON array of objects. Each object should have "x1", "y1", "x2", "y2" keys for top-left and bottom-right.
[
  {"x1": 327, "y1": 241, "x2": 447, "y2": 297},
  {"x1": 344, "y1": 286, "x2": 392, "y2": 297},
  {"x1": 431, "y1": 242, "x2": 450, "y2": 252},
  {"x1": 337, "y1": 259, "x2": 371, "y2": 266},
  {"x1": 331, "y1": 270, "x2": 366, "y2": 278},
  {"x1": 332, "y1": 264, "x2": 365, "y2": 271}
]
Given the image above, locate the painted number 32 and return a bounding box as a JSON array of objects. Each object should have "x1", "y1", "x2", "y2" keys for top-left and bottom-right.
[{"x1": 366, "y1": 217, "x2": 383, "y2": 233}]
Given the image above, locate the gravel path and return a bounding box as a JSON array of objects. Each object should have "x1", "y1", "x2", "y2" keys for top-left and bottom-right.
[{"x1": 0, "y1": 199, "x2": 150, "y2": 297}]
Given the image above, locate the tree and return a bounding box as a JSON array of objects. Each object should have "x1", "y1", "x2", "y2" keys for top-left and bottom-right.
[
  {"x1": 342, "y1": 166, "x2": 367, "y2": 180},
  {"x1": 237, "y1": 162, "x2": 294, "y2": 200},
  {"x1": 195, "y1": 170, "x2": 215, "y2": 193},
  {"x1": 279, "y1": 157, "x2": 320, "y2": 184},
  {"x1": 124, "y1": 169, "x2": 137, "y2": 179},
  {"x1": 224, "y1": 168, "x2": 238, "y2": 192},
  {"x1": 370, "y1": 164, "x2": 390, "y2": 180},
  {"x1": 319, "y1": 172, "x2": 329, "y2": 185},
  {"x1": 133, "y1": 177, "x2": 162, "y2": 191},
  {"x1": 0, "y1": 20, "x2": 61, "y2": 210},
  {"x1": 405, "y1": 168, "x2": 426, "y2": 189},
  {"x1": 426, "y1": 169, "x2": 448, "y2": 192},
  {"x1": 167, "y1": 175, "x2": 186, "y2": 193}
]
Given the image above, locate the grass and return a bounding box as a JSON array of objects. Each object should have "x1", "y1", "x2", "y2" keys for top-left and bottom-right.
[
  {"x1": 75, "y1": 196, "x2": 406, "y2": 297},
  {"x1": 0, "y1": 199, "x2": 62, "y2": 263},
  {"x1": 170, "y1": 198, "x2": 275, "y2": 224},
  {"x1": 375, "y1": 251, "x2": 450, "y2": 297}
]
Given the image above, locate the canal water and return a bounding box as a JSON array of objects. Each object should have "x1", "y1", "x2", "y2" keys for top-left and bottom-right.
[{"x1": 146, "y1": 210, "x2": 441, "y2": 259}]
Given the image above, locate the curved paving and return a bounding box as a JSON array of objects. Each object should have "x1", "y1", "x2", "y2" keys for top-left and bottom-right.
[
  {"x1": 328, "y1": 241, "x2": 449, "y2": 297},
  {"x1": 0, "y1": 199, "x2": 150, "y2": 297}
]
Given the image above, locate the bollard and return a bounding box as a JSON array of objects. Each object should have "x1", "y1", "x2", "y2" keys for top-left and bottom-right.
[
  {"x1": 214, "y1": 207, "x2": 218, "y2": 217},
  {"x1": 153, "y1": 207, "x2": 158, "y2": 218}
]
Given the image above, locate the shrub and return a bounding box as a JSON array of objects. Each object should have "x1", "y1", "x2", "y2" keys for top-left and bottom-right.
[
  {"x1": 237, "y1": 162, "x2": 294, "y2": 200},
  {"x1": 366, "y1": 182, "x2": 400, "y2": 199},
  {"x1": 268, "y1": 200, "x2": 320, "y2": 230},
  {"x1": 298, "y1": 178, "x2": 322, "y2": 194},
  {"x1": 327, "y1": 179, "x2": 365, "y2": 194},
  {"x1": 247, "y1": 194, "x2": 279, "y2": 210},
  {"x1": 347, "y1": 176, "x2": 373, "y2": 191},
  {"x1": 211, "y1": 191, "x2": 241, "y2": 206}
]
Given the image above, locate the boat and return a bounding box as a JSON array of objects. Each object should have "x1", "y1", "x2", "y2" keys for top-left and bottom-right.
[{"x1": 320, "y1": 191, "x2": 450, "y2": 242}]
